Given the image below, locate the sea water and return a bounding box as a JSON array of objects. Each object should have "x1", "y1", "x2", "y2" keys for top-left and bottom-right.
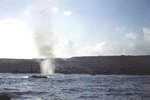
[{"x1": 0, "y1": 73, "x2": 150, "y2": 100}]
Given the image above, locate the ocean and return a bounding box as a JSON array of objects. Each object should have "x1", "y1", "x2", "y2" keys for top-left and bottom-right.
[{"x1": 0, "y1": 73, "x2": 150, "y2": 100}]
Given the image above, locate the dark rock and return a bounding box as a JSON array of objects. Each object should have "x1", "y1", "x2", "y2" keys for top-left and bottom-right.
[
  {"x1": 30, "y1": 75, "x2": 48, "y2": 78},
  {"x1": 0, "y1": 94, "x2": 11, "y2": 100}
]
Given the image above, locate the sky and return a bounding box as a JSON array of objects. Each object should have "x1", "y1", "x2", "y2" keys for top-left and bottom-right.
[{"x1": 0, "y1": 0, "x2": 150, "y2": 58}]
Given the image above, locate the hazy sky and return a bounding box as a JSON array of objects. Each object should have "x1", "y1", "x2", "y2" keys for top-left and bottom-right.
[{"x1": 0, "y1": 0, "x2": 150, "y2": 58}]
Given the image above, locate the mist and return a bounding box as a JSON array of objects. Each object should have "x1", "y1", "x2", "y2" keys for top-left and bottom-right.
[{"x1": 31, "y1": 0, "x2": 56, "y2": 74}]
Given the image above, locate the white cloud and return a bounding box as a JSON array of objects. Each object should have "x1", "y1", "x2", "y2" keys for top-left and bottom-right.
[
  {"x1": 76, "y1": 42, "x2": 150, "y2": 57},
  {"x1": 54, "y1": 41, "x2": 150, "y2": 58},
  {"x1": 24, "y1": 10, "x2": 30, "y2": 16},
  {"x1": 115, "y1": 27, "x2": 121, "y2": 31},
  {"x1": 77, "y1": 42, "x2": 123, "y2": 56},
  {"x1": 23, "y1": 10, "x2": 32, "y2": 19},
  {"x1": 52, "y1": 7, "x2": 59, "y2": 13},
  {"x1": 63, "y1": 10, "x2": 72, "y2": 15},
  {"x1": 27, "y1": 4, "x2": 33, "y2": 8},
  {"x1": 125, "y1": 33, "x2": 138, "y2": 40},
  {"x1": 0, "y1": 19, "x2": 38, "y2": 58},
  {"x1": 115, "y1": 27, "x2": 125, "y2": 31},
  {"x1": 143, "y1": 28, "x2": 150, "y2": 42}
]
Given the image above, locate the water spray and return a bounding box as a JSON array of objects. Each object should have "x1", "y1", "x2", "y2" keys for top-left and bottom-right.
[{"x1": 40, "y1": 58, "x2": 55, "y2": 75}]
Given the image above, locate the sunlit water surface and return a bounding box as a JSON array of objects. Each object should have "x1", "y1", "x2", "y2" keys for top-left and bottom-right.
[{"x1": 0, "y1": 73, "x2": 150, "y2": 100}]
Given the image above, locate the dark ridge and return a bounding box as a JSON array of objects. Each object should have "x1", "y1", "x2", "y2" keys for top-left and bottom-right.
[
  {"x1": 0, "y1": 56, "x2": 150, "y2": 75},
  {"x1": 0, "y1": 59, "x2": 41, "y2": 73},
  {"x1": 54, "y1": 56, "x2": 150, "y2": 75}
]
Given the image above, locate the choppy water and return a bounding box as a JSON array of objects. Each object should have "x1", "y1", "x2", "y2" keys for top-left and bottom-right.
[{"x1": 0, "y1": 73, "x2": 150, "y2": 100}]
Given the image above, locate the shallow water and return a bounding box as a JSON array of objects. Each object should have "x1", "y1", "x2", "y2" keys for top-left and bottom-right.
[{"x1": 0, "y1": 73, "x2": 150, "y2": 100}]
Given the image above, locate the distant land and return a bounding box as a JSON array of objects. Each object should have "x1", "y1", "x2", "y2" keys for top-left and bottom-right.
[{"x1": 0, "y1": 56, "x2": 150, "y2": 75}]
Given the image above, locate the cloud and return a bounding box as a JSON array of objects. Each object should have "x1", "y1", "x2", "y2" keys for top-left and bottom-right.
[
  {"x1": 143, "y1": 28, "x2": 150, "y2": 42},
  {"x1": 77, "y1": 42, "x2": 123, "y2": 56},
  {"x1": 125, "y1": 33, "x2": 138, "y2": 40},
  {"x1": 0, "y1": 19, "x2": 38, "y2": 58},
  {"x1": 76, "y1": 42, "x2": 150, "y2": 56},
  {"x1": 52, "y1": 7, "x2": 59, "y2": 13},
  {"x1": 115, "y1": 27, "x2": 125, "y2": 31},
  {"x1": 63, "y1": 10, "x2": 72, "y2": 15},
  {"x1": 54, "y1": 41, "x2": 150, "y2": 58},
  {"x1": 23, "y1": 10, "x2": 31, "y2": 17},
  {"x1": 27, "y1": 4, "x2": 33, "y2": 8},
  {"x1": 115, "y1": 27, "x2": 121, "y2": 31}
]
